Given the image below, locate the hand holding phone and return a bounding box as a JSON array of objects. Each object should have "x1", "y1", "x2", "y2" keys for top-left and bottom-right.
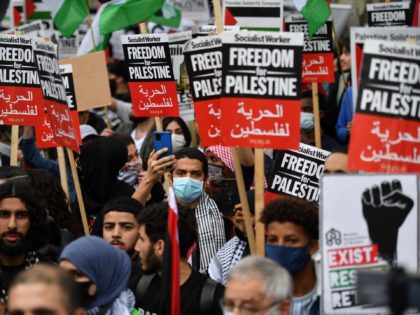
[{"x1": 153, "y1": 131, "x2": 173, "y2": 159}]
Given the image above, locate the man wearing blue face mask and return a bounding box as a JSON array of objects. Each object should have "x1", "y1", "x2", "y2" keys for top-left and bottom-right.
[
  {"x1": 170, "y1": 147, "x2": 226, "y2": 274},
  {"x1": 300, "y1": 90, "x2": 340, "y2": 152},
  {"x1": 260, "y1": 197, "x2": 319, "y2": 315}
]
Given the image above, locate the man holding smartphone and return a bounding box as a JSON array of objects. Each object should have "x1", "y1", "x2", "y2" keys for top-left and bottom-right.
[
  {"x1": 131, "y1": 147, "x2": 225, "y2": 273},
  {"x1": 170, "y1": 148, "x2": 226, "y2": 274}
]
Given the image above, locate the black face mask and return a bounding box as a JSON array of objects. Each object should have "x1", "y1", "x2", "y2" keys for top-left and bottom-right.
[{"x1": 77, "y1": 281, "x2": 95, "y2": 306}]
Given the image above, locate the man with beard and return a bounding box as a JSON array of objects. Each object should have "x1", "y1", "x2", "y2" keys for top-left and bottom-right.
[
  {"x1": 133, "y1": 202, "x2": 224, "y2": 315},
  {"x1": 0, "y1": 179, "x2": 49, "y2": 299}
]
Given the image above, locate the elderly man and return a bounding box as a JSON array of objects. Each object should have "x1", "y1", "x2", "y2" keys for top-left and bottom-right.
[{"x1": 223, "y1": 256, "x2": 292, "y2": 315}]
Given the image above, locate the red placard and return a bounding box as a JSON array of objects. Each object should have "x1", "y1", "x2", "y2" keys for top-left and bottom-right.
[
  {"x1": 220, "y1": 31, "x2": 304, "y2": 149},
  {"x1": 60, "y1": 64, "x2": 81, "y2": 144},
  {"x1": 122, "y1": 33, "x2": 179, "y2": 117},
  {"x1": 0, "y1": 35, "x2": 44, "y2": 126},
  {"x1": 35, "y1": 110, "x2": 57, "y2": 149},
  {"x1": 221, "y1": 98, "x2": 300, "y2": 148},
  {"x1": 128, "y1": 81, "x2": 178, "y2": 117},
  {"x1": 348, "y1": 40, "x2": 420, "y2": 173},
  {"x1": 184, "y1": 35, "x2": 223, "y2": 146},
  {"x1": 285, "y1": 15, "x2": 334, "y2": 83},
  {"x1": 33, "y1": 38, "x2": 79, "y2": 153}
]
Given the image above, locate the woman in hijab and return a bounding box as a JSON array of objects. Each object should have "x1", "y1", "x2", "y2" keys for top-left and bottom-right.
[
  {"x1": 80, "y1": 136, "x2": 134, "y2": 216},
  {"x1": 59, "y1": 236, "x2": 139, "y2": 315}
]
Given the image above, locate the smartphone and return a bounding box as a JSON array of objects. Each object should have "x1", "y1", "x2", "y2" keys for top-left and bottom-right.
[{"x1": 153, "y1": 131, "x2": 173, "y2": 158}]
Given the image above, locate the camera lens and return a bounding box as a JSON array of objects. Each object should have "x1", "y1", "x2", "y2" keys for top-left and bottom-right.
[{"x1": 156, "y1": 134, "x2": 161, "y2": 140}]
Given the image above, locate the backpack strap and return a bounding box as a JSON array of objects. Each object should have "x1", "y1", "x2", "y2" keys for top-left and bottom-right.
[
  {"x1": 200, "y1": 277, "x2": 219, "y2": 315},
  {"x1": 135, "y1": 274, "x2": 156, "y2": 303}
]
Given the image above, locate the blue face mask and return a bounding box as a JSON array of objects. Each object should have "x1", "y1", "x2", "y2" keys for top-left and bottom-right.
[
  {"x1": 173, "y1": 177, "x2": 203, "y2": 203},
  {"x1": 265, "y1": 243, "x2": 311, "y2": 275},
  {"x1": 300, "y1": 112, "x2": 314, "y2": 131}
]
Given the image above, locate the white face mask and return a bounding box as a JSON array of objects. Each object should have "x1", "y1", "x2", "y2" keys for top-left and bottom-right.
[{"x1": 172, "y1": 133, "x2": 186, "y2": 152}]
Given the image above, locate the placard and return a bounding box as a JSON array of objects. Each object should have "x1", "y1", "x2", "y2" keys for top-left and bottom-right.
[
  {"x1": 33, "y1": 38, "x2": 79, "y2": 152},
  {"x1": 2, "y1": 20, "x2": 45, "y2": 37},
  {"x1": 173, "y1": 0, "x2": 210, "y2": 22},
  {"x1": 168, "y1": 31, "x2": 192, "y2": 86},
  {"x1": 59, "y1": 51, "x2": 112, "y2": 111},
  {"x1": 194, "y1": 25, "x2": 240, "y2": 37},
  {"x1": 223, "y1": 0, "x2": 283, "y2": 31},
  {"x1": 60, "y1": 64, "x2": 81, "y2": 144},
  {"x1": 321, "y1": 174, "x2": 419, "y2": 314},
  {"x1": 285, "y1": 14, "x2": 334, "y2": 83},
  {"x1": 0, "y1": 35, "x2": 44, "y2": 126},
  {"x1": 367, "y1": 2, "x2": 411, "y2": 27},
  {"x1": 348, "y1": 40, "x2": 420, "y2": 173},
  {"x1": 220, "y1": 31, "x2": 303, "y2": 149},
  {"x1": 184, "y1": 35, "x2": 223, "y2": 146},
  {"x1": 122, "y1": 33, "x2": 179, "y2": 117},
  {"x1": 267, "y1": 143, "x2": 329, "y2": 202},
  {"x1": 51, "y1": 31, "x2": 79, "y2": 59},
  {"x1": 350, "y1": 27, "x2": 420, "y2": 110},
  {"x1": 35, "y1": 109, "x2": 56, "y2": 149}
]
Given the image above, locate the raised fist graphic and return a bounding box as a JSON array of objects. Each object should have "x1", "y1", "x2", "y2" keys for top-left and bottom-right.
[{"x1": 362, "y1": 180, "x2": 413, "y2": 266}]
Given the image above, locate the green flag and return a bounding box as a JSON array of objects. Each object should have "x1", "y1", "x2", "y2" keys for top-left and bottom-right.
[{"x1": 42, "y1": 0, "x2": 88, "y2": 37}]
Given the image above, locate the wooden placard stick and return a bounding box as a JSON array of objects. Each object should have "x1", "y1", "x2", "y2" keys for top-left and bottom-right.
[
  {"x1": 254, "y1": 148, "x2": 265, "y2": 256},
  {"x1": 84, "y1": 1, "x2": 111, "y2": 129},
  {"x1": 56, "y1": 147, "x2": 69, "y2": 199},
  {"x1": 10, "y1": 125, "x2": 19, "y2": 166},
  {"x1": 213, "y1": 0, "x2": 224, "y2": 34},
  {"x1": 10, "y1": 30, "x2": 21, "y2": 167},
  {"x1": 312, "y1": 82, "x2": 322, "y2": 149},
  {"x1": 231, "y1": 148, "x2": 256, "y2": 255},
  {"x1": 211, "y1": 0, "x2": 257, "y2": 252},
  {"x1": 67, "y1": 148, "x2": 90, "y2": 235}
]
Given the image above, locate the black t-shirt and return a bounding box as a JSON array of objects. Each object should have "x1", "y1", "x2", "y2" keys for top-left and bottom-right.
[
  {"x1": 136, "y1": 271, "x2": 224, "y2": 315},
  {"x1": 1, "y1": 264, "x2": 26, "y2": 297}
]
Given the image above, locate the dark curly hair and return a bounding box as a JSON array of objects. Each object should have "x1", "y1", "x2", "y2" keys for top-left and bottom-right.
[
  {"x1": 260, "y1": 197, "x2": 319, "y2": 240},
  {"x1": 137, "y1": 202, "x2": 197, "y2": 258},
  {"x1": 26, "y1": 168, "x2": 82, "y2": 237},
  {"x1": 0, "y1": 180, "x2": 49, "y2": 250}
]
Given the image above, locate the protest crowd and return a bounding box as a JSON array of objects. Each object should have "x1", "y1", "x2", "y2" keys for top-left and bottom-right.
[{"x1": 0, "y1": 0, "x2": 419, "y2": 314}]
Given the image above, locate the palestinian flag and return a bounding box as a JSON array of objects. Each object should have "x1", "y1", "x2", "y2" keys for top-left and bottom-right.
[
  {"x1": 27, "y1": 0, "x2": 51, "y2": 20},
  {"x1": 294, "y1": 0, "x2": 330, "y2": 37},
  {"x1": 161, "y1": 187, "x2": 180, "y2": 315},
  {"x1": 149, "y1": 1, "x2": 181, "y2": 28},
  {"x1": 223, "y1": 0, "x2": 283, "y2": 31},
  {"x1": 77, "y1": 0, "x2": 164, "y2": 55},
  {"x1": 409, "y1": 0, "x2": 420, "y2": 26},
  {"x1": 25, "y1": 0, "x2": 36, "y2": 19},
  {"x1": 10, "y1": 1, "x2": 25, "y2": 27},
  {"x1": 42, "y1": 0, "x2": 87, "y2": 37}
]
